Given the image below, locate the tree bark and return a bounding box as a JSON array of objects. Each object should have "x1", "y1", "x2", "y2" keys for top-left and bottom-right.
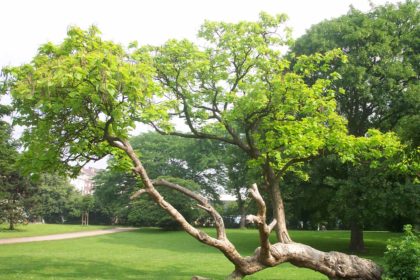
[
  {"x1": 239, "y1": 209, "x2": 246, "y2": 229},
  {"x1": 9, "y1": 217, "x2": 14, "y2": 230},
  {"x1": 266, "y1": 166, "x2": 292, "y2": 243},
  {"x1": 349, "y1": 222, "x2": 365, "y2": 252},
  {"x1": 235, "y1": 188, "x2": 246, "y2": 229},
  {"x1": 8, "y1": 200, "x2": 15, "y2": 230},
  {"x1": 233, "y1": 242, "x2": 382, "y2": 279},
  {"x1": 226, "y1": 269, "x2": 245, "y2": 279}
]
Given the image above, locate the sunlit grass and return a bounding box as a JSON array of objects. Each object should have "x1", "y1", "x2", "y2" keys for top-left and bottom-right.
[{"x1": 0, "y1": 226, "x2": 401, "y2": 279}]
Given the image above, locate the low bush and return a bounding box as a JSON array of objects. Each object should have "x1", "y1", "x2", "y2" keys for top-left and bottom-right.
[{"x1": 384, "y1": 224, "x2": 419, "y2": 280}]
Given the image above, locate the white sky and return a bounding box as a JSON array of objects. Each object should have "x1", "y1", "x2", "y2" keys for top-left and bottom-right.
[
  {"x1": 0, "y1": 0, "x2": 402, "y2": 172},
  {"x1": 0, "y1": 0, "x2": 402, "y2": 67}
]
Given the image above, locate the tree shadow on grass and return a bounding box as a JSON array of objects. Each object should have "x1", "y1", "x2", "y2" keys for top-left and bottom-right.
[{"x1": 0, "y1": 255, "x2": 218, "y2": 280}]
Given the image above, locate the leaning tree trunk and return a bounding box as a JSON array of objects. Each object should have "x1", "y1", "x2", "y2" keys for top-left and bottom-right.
[
  {"x1": 107, "y1": 137, "x2": 382, "y2": 280},
  {"x1": 266, "y1": 166, "x2": 292, "y2": 243},
  {"x1": 349, "y1": 222, "x2": 365, "y2": 252}
]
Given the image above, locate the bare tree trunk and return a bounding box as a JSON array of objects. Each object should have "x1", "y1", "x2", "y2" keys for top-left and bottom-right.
[
  {"x1": 9, "y1": 216, "x2": 14, "y2": 230},
  {"x1": 81, "y1": 212, "x2": 89, "y2": 226},
  {"x1": 349, "y1": 222, "x2": 365, "y2": 252},
  {"x1": 8, "y1": 200, "x2": 15, "y2": 230},
  {"x1": 235, "y1": 187, "x2": 246, "y2": 229},
  {"x1": 239, "y1": 208, "x2": 246, "y2": 229},
  {"x1": 266, "y1": 166, "x2": 292, "y2": 243}
]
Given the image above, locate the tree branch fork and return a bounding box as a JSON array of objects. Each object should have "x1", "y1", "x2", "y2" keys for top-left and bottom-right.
[{"x1": 110, "y1": 137, "x2": 381, "y2": 279}]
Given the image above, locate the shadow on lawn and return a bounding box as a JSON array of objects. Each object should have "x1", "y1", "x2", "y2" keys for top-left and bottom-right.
[{"x1": 0, "y1": 255, "x2": 208, "y2": 280}]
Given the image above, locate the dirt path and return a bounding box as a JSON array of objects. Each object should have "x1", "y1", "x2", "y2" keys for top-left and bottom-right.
[{"x1": 0, "y1": 227, "x2": 137, "y2": 245}]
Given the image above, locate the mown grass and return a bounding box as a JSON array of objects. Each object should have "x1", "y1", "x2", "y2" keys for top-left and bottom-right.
[
  {"x1": 0, "y1": 223, "x2": 112, "y2": 239},
  {"x1": 0, "y1": 226, "x2": 401, "y2": 279}
]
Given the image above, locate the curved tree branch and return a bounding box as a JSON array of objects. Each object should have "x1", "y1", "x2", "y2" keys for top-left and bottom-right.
[
  {"x1": 112, "y1": 138, "x2": 382, "y2": 280},
  {"x1": 152, "y1": 178, "x2": 227, "y2": 241}
]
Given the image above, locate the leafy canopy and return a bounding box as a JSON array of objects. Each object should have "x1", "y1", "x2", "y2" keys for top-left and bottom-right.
[
  {"x1": 2, "y1": 26, "x2": 165, "y2": 175},
  {"x1": 142, "y1": 12, "x2": 403, "y2": 178},
  {"x1": 292, "y1": 1, "x2": 420, "y2": 139},
  {"x1": 2, "y1": 15, "x2": 404, "y2": 180}
]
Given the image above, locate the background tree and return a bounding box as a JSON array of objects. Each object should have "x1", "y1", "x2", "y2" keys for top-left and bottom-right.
[
  {"x1": 2, "y1": 22, "x2": 404, "y2": 279},
  {"x1": 129, "y1": 132, "x2": 223, "y2": 199},
  {"x1": 94, "y1": 132, "x2": 222, "y2": 228},
  {"x1": 0, "y1": 104, "x2": 31, "y2": 230},
  {"x1": 222, "y1": 145, "x2": 260, "y2": 229},
  {"x1": 293, "y1": 0, "x2": 419, "y2": 138},
  {"x1": 93, "y1": 170, "x2": 136, "y2": 225},
  {"x1": 292, "y1": 0, "x2": 420, "y2": 251},
  {"x1": 27, "y1": 173, "x2": 82, "y2": 223}
]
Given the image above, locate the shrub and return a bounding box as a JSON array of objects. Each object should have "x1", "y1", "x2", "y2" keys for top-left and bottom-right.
[{"x1": 384, "y1": 224, "x2": 420, "y2": 280}]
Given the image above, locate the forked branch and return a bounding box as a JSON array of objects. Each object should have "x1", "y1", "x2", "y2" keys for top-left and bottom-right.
[
  {"x1": 115, "y1": 139, "x2": 382, "y2": 280},
  {"x1": 152, "y1": 178, "x2": 227, "y2": 241},
  {"x1": 247, "y1": 183, "x2": 277, "y2": 265}
]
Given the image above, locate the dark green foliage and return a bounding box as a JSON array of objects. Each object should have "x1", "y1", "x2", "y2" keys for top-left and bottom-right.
[
  {"x1": 27, "y1": 173, "x2": 82, "y2": 223},
  {"x1": 0, "y1": 104, "x2": 31, "y2": 229},
  {"x1": 384, "y1": 225, "x2": 420, "y2": 280},
  {"x1": 130, "y1": 132, "x2": 223, "y2": 199},
  {"x1": 127, "y1": 177, "x2": 201, "y2": 230},
  {"x1": 290, "y1": 0, "x2": 420, "y2": 251},
  {"x1": 293, "y1": 1, "x2": 420, "y2": 140},
  {"x1": 93, "y1": 170, "x2": 137, "y2": 225},
  {"x1": 94, "y1": 133, "x2": 217, "y2": 229}
]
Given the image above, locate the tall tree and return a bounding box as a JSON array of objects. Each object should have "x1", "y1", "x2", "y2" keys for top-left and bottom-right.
[
  {"x1": 2, "y1": 23, "x2": 404, "y2": 279},
  {"x1": 28, "y1": 173, "x2": 81, "y2": 223},
  {"x1": 93, "y1": 170, "x2": 136, "y2": 225},
  {"x1": 292, "y1": 0, "x2": 420, "y2": 251},
  {"x1": 143, "y1": 11, "x2": 405, "y2": 245},
  {"x1": 293, "y1": 0, "x2": 419, "y2": 138},
  {"x1": 0, "y1": 105, "x2": 30, "y2": 229}
]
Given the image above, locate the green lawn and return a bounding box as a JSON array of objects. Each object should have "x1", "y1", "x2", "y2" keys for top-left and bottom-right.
[
  {"x1": 0, "y1": 226, "x2": 401, "y2": 279},
  {"x1": 0, "y1": 223, "x2": 112, "y2": 239}
]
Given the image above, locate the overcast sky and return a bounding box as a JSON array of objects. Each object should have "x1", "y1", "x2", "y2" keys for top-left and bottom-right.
[{"x1": 1, "y1": 0, "x2": 402, "y2": 67}]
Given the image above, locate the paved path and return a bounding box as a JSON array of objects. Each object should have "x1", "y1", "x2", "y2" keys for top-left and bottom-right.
[{"x1": 0, "y1": 227, "x2": 137, "y2": 245}]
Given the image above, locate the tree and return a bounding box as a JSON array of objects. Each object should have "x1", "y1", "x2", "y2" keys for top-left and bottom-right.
[
  {"x1": 93, "y1": 170, "x2": 136, "y2": 225},
  {"x1": 2, "y1": 22, "x2": 403, "y2": 279},
  {"x1": 129, "y1": 132, "x2": 224, "y2": 199},
  {"x1": 223, "y1": 145, "x2": 258, "y2": 229},
  {"x1": 0, "y1": 104, "x2": 31, "y2": 229},
  {"x1": 27, "y1": 173, "x2": 82, "y2": 223},
  {"x1": 94, "y1": 172, "x2": 202, "y2": 229},
  {"x1": 0, "y1": 172, "x2": 30, "y2": 230},
  {"x1": 95, "y1": 132, "x2": 226, "y2": 228},
  {"x1": 293, "y1": 0, "x2": 419, "y2": 138},
  {"x1": 292, "y1": 0, "x2": 420, "y2": 251}
]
